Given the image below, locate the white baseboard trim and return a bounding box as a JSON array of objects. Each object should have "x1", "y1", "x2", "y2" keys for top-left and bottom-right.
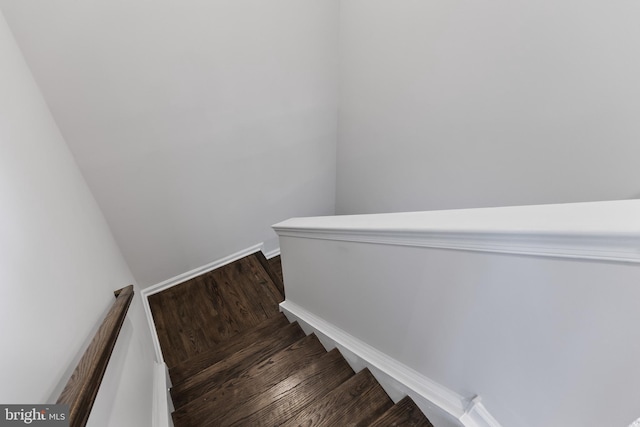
[
  {"x1": 263, "y1": 247, "x2": 281, "y2": 259},
  {"x1": 143, "y1": 243, "x2": 264, "y2": 297},
  {"x1": 141, "y1": 242, "x2": 266, "y2": 363},
  {"x1": 279, "y1": 300, "x2": 502, "y2": 427},
  {"x1": 142, "y1": 293, "x2": 166, "y2": 364}
]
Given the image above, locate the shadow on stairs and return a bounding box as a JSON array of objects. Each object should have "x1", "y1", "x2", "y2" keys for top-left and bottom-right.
[{"x1": 148, "y1": 252, "x2": 433, "y2": 426}]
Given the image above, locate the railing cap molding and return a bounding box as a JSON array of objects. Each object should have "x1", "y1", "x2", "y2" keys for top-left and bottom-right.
[{"x1": 273, "y1": 200, "x2": 640, "y2": 263}]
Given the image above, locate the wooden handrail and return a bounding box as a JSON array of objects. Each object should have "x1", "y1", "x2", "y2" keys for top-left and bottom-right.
[{"x1": 57, "y1": 285, "x2": 134, "y2": 427}]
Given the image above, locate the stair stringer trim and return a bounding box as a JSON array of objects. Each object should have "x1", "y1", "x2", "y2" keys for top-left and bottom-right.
[
  {"x1": 280, "y1": 300, "x2": 502, "y2": 427},
  {"x1": 152, "y1": 362, "x2": 174, "y2": 427}
]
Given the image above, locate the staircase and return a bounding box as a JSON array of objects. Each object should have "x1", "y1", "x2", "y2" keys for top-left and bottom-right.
[{"x1": 149, "y1": 252, "x2": 433, "y2": 426}]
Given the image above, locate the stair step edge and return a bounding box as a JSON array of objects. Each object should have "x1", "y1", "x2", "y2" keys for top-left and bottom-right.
[
  {"x1": 369, "y1": 395, "x2": 435, "y2": 427},
  {"x1": 169, "y1": 312, "x2": 290, "y2": 385},
  {"x1": 170, "y1": 321, "x2": 306, "y2": 409},
  {"x1": 171, "y1": 333, "x2": 327, "y2": 426},
  {"x1": 207, "y1": 348, "x2": 356, "y2": 427},
  {"x1": 279, "y1": 367, "x2": 394, "y2": 427}
]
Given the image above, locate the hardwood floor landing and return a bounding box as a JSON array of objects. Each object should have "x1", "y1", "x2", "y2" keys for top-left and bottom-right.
[{"x1": 148, "y1": 253, "x2": 284, "y2": 368}]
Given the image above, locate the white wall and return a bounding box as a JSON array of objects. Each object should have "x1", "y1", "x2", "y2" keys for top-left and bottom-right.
[
  {"x1": 337, "y1": 0, "x2": 640, "y2": 214},
  {"x1": 0, "y1": 10, "x2": 154, "y2": 426},
  {"x1": 0, "y1": 0, "x2": 339, "y2": 288},
  {"x1": 276, "y1": 205, "x2": 640, "y2": 426}
]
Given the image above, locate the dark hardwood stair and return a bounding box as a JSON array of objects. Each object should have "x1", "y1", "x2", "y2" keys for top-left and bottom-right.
[
  {"x1": 169, "y1": 313, "x2": 291, "y2": 386},
  {"x1": 170, "y1": 319, "x2": 306, "y2": 409},
  {"x1": 370, "y1": 396, "x2": 435, "y2": 427},
  {"x1": 151, "y1": 252, "x2": 433, "y2": 426},
  {"x1": 279, "y1": 368, "x2": 394, "y2": 427},
  {"x1": 256, "y1": 251, "x2": 285, "y2": 297}
]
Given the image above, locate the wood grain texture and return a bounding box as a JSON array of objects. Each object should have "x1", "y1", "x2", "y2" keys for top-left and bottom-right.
[
  {"x1": 369, "y1": 396, "x2": 434, "y2": 427},
  {"x1": 171, "y1": 321, "x2": 306, "y2": 409},
  {"x1": 256, "y1": 251, "x2": 285, "y2": 298},
  {"x1": 149, "y1": 254, "x2": 282, "y2": 368},
  {"x1": 169, "y1": 313, "x2": 290, "y2": 387},
  {"x1": 57, "y1": 285, "x2": 134, "y2": 427},
  {"x1": 172, "y1": 334, "x2": 327, "y2": 427},
  {"x1": 222, "y1": 349, "x2": 355, "y2": 427},
  {"x1": 280, "y1": 368, "x2": 394, "y2": 427},
  {"x1": 267, "y1": 255, "x2": 284, "y2": 287}
]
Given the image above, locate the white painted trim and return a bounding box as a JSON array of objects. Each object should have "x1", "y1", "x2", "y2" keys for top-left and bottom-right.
[
  {"x1": 263, "y1": 247, "x2": 281, "y2": 259},
  {"x1": 280, "y1": 300, "x2": 503, "y2": 427},
  {"x1": 461, "y1": 396, "x2": 503, "y2": 427},
  {"x1": 274, "y1": 228, "x2": 640, "y2": 263},
  {"x1": 152, "y1": 362, "x2": 174, "y2": 427},
  {"x1": 141, "y1": 243, "x2": 265, "y2": 363},
  {"x1": 142, "y1": 292, "x2": 166, "y2": 364},
  {"x1": 143, "y1": 243, "x2": 264, "y2": 297},
  {"x1": 273, "y1": 200, "x2": 640, "y2": 264}
]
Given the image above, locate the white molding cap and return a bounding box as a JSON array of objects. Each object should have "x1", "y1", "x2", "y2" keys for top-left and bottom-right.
[{"x1": 274, "y1": 200, "x2": 640, "y2": 264}]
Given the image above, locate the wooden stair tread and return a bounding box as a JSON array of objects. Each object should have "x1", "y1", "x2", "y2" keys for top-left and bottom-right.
[
  {"x1": 369, "y1": 396, "x2": 434, "y2": 427},
  {"x1": 234, "y1": 253, "x2": 283, "y2": 318},
  {"x1": 255, "y1": 251, "x2": 285, "y2": 299},
  {"x1": 172, "y1": 333, "x2": 327, "y2": 427},
  {"x1": 149, "y1": 253, "x2": 283, "y2": 368},
  {"x1": 169, "y1": 312, "x2": 289, "y2": 386},
  {"x1": 171, "y1": 321, "x2": 306, "y2": 409},
  {"x1": 279, "y1": 368, "x2": 394, "y2": 427},
  {"x1": 209, "y1": 348, "x2": 355, "y2": 426},
  {"x1": 268, "y1": 255, "x2": 284, "y2": 287},
  {"x1": 205, "y1": 253, "x2": 280, "y2": 334}
]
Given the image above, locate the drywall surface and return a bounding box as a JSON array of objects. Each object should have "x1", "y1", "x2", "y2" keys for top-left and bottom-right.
[
  {"x1": 0, "y1": 0, "x2": 339, "y2": 288},
  {"x1": 337, "y1": 0, "x2": 640, "y2": 214},
  {"x1": 0, "y1": 10, "x2": 154, "y2": 426},
  {"x1": 278, "y1": 235, "x2": 640, "y2": 427}
]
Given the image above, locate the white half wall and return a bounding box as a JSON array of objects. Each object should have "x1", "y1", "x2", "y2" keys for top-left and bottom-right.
[
  {"x1": 275, "y1": 203, "x2": 640, "y2": 427},
  {"x1": 0, "y1": 0, "x2": 339, "y2": 288},
  {"x1": 337, "y1": 0, "x2": 640, "y2": 214},
  {"x1": 0, "y1": 10, "x2": 154, "y2": 426}
]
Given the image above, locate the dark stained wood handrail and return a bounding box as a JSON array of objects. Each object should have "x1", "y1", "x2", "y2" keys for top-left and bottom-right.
[{"x1": 57, "y1": 285, "x2": 134, "y2": 427}]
